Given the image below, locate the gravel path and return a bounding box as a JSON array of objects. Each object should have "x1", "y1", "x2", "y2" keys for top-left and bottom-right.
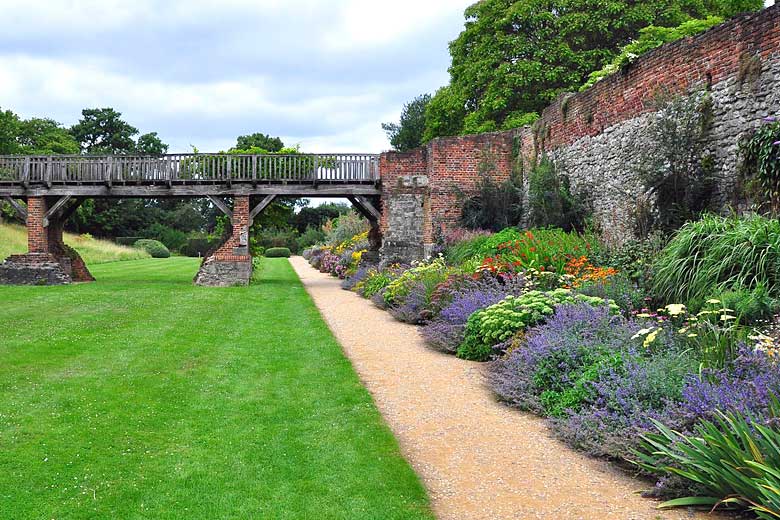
[{"x1": 290, "y1": 257, "x2": 706, "y2": 520}]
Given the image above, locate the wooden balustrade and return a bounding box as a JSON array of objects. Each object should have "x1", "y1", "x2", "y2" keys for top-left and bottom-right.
[{"x1": 0, "y1": 153, "x2": 380, "y2": 185}]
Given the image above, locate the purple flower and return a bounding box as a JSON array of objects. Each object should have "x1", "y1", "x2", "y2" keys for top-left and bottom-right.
[
  {"x1": 389, "y1": 282, "x2": 429, "y2": 324},
  {"x1": 764, "y1": 116, "x2": 778, "y2": 123},
  {"x1": 773, "y1": 141, "x2": 780, "y2": 146}
]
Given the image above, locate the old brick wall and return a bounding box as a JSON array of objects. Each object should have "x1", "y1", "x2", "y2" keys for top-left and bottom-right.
[{"x1": 379, "y1": 5, "x2": 780, "y2": 258}]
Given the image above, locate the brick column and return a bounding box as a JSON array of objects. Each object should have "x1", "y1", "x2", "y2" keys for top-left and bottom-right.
[
  {"x1": 26, "y1": 197, "x2": 48, "y2": 253},
  {"x1": 0, "y1": 196, "x2": 94, "y2": 285},
  {"x1": 194, "y1": 196, "x2": 253, "y2": 286}
]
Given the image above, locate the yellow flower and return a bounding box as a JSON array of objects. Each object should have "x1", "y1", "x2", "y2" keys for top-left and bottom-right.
[
  {"x1": 631, "y1": 328, "x2": 653, "y2": 340},
  {"x1": 644, "y1": 328, "x2": 661, "y2": 348},
  {"x1": 706, "y1": 298, "x2": 721, "y2": 304},
  {"x1": 665, "y1": 304, "x2": 686, "y2": 316}
]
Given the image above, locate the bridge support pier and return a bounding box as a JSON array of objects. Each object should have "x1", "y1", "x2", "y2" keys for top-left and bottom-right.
[
  {"x1": 0, "y1": 196, "x2": 94, "y2": 285},
  {"x1": 194, "y1": 196, "x2": 253, "y2": 287}
]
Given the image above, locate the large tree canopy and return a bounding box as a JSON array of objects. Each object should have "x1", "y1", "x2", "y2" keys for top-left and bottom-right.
[
  {"x1": 234, "y1": 133, "x2": 284, "y2": 152},
  {"x1": 426, "y1": 0, "x2": 762, "y2": 138},
  {"x1": 70, "y1": 107, "x2": 139, "y2": 154},
  {"x1": 382, "y1": 94, "x2": 431, "y2": 151},
  {"x1": 135, "y1": 132, "x2": 169, "y2": 154},
  {"x1": 0, "y1": 109, "x2": 79, "y2": 155}
]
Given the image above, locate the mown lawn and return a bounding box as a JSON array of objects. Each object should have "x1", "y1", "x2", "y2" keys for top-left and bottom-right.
[{"x1": 0, "y1": 257, "x2": 432, "y2": 519}]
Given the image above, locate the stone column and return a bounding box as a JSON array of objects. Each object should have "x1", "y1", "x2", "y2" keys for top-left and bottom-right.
[
  {"x1": 194, "y1": 196, "x2": 253, "y2": 286},
  {"x1": 0, "y1": 196, "x2": 94, "y2": 285}
]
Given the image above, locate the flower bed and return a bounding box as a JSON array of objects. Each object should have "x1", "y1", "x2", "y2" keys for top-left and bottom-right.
[{"x1": 305, "y1": 217, "x2": 780, "y2": 516}]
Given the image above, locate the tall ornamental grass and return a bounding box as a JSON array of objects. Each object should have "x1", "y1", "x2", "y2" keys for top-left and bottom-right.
[
  {"x1": 0, "y1": 222, "x2": 150, "y2": 264},
  {"x1": 652, "y1": 214, "x2": 780, "y2": 307}
]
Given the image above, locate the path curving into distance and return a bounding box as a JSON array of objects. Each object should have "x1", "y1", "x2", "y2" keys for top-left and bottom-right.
[{"x1": 289, "y1": 256, "x2": 710, "y2": 520}]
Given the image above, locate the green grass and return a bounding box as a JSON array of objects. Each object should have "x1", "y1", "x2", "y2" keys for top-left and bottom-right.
[
  {"x1": 0, "y1": 257, "x2": 432, "y2": 519},
  {"x1": 0, "y1": 222, "x2": 150, "y2": 263}
]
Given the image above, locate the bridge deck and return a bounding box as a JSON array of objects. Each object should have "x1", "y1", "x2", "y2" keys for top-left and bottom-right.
[{"x1": 0, "y1": 153, "x2": 381, "y2": 197}]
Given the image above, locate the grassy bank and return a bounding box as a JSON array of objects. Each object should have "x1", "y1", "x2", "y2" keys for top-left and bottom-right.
[
  {"x1": 0, "y1": 222, "x2": 150, "y2": 263},
  {"x1": 0, "y1": 257, "x2": 432, "y2": 519}
]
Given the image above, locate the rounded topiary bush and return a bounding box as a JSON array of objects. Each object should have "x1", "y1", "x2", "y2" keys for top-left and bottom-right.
[
  {"x1": 265, "y1": 247, "x2": 291, "y2": 258},
  {"x1": 134, "y1": 239, "x2": 171, "y2": 258}
]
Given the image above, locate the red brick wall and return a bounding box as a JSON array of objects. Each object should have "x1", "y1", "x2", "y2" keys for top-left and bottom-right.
[
  {"x1": 379, "y1": 132, "x2": 514, "y2": 246},
  {"x1": 427, "y1": 132, "x2": 514, "y2": 240},
  {"x1": 213, "y1": 196, "x2": 251, "y2": 262},
  {"x1": 539, "y1": 5, "x2": 780, "y2": 150}
]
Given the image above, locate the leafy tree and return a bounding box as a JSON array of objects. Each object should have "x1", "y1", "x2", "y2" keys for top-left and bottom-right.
[
  {"x1": 382, "y1": 94, "x2": 431, "y2": 151},
  {"x1": 70, "y1": 108, "x2": 138, "y2": 153},
  {"x1": 18, "y1": 118, "x2": 79, "y2": 155},
  {"x1": 135, "y1": 132, "x2": 169, "y2": 154},
  {"x1": 423, "y1": 86, "x2": 467, "y2": 142},
  {"x1": 234, "y1": 133, "x2": 284, "y2": 152},
  {"x1": 427, "y1": 0, "x2": 760, "y2": 139},
  {"x1": 0, "y1": 108, "x2": 22, "y2": 154},
  {"x1": 293, "y1": 202, "x2": 350, "y2": 233}
]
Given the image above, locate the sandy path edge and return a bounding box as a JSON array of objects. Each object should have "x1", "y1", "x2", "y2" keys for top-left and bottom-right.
[{"x1": 289, "y1": 257, "x2": 705, "y2": 520}]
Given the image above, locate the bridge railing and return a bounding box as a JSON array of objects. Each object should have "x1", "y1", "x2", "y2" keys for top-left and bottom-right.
[{"x1": 0, "y1": 153, "x2": 380, "y2": 184}]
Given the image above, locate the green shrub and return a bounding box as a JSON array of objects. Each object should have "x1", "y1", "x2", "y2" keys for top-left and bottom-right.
[
  {"x1": 480, "y1": 228, "x2": 601, "y2": 274},
  {"x1": 383, "y1": 257, "x2": 450, "y2": 306},
  {"x1": 537, "y1": 351, "x2": 624, "y2": 417},
  {"x1": 458, "y1": 289, "x2": 618, "y2": 360},
  {"x1": 740, "y1": 116, "x2": 780, "y2": 215},
  {"x1": 652, "y1": 214, "x2": 780, "y2": 307},
  {"x1": 444, "y1": 234, "x2": 492, "y2": 265},
  {"x1": 713, "y1": 283, "x2": 778, "y2": 325},
  {"x1": 265, "y1": 247, "x2": 291, "y2": 258},
  {"x1": 180, "y1": 236, "x2": 221, "y2": 257},
  {"x1": 133, "y1": 239, "x2": 170, "y2": 258},
  {"x1": 296, "y1": 226, "x2": 326, "y2": 251},
  {"x1": 528, "y1": 158, "x2": 587, "y2": 231},
  {"x1": 460, "y1": 172, "x2": 524, "y2": 232},
  {"x1": 577, "y1": 273, "x2": 648, "y2": 314},
  {"x1": 597, "y1": 231, "x2": 667, "y2": 290},
  {"x1": 360, "y1": 270, "x2": 397, "y2": 298},
  {"x1": 140, "y1": 223, "x2": 188, "y2": 252},
  {"x1": 256, "y1": 227, "x2": 299, "y2": 253},
  {"x1": 635, "y1": 405, "x2": 780, "y2": 518},
  {"x1": 324, "y1": 212, "x2": 369, "y2": 246}
]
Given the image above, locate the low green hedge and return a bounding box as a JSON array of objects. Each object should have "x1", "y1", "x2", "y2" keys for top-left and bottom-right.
[
  {"x1": 265, "y1": 247, "x2": 291, "y2": 258},
  {"x1": 134, "y1": 239, "x2": 171, "y2": 258},
  {"x1": 116, "y1": 236, "x2": 143, "y2": 246}
]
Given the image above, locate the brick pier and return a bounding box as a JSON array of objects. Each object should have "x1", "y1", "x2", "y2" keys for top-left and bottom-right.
[
  {"x1": 193, "y1": 196, "x2": 253, "y2": 287},
  {"x1": 0, "y1": 196, "x2": 94, "y2": 285}
]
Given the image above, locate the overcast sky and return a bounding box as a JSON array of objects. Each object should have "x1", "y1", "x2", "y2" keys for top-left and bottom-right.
[{"x1": 0, "y1": 0, "x2": 474, "y2": 154}]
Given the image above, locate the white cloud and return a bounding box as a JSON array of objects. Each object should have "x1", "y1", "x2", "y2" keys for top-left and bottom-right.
[{"x1": 0, "y1": 0, "x2": 472, "y2": 152}]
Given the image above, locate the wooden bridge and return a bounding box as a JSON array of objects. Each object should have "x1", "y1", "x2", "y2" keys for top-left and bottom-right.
[
  {"x1": 0, "y1": 153, "x2": 381, "y2": 197},
  {"x1": 0, "y1": 152, "x2": 384, "y2": 287}
]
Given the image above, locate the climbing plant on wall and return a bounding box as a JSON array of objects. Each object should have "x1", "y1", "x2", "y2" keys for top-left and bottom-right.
[
  {"x1": 636, "y1": 92, "x2": 716, "y2": 232},
  {"x1": 740, "y1": 116, "x2": 780, "y2": 215}
]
